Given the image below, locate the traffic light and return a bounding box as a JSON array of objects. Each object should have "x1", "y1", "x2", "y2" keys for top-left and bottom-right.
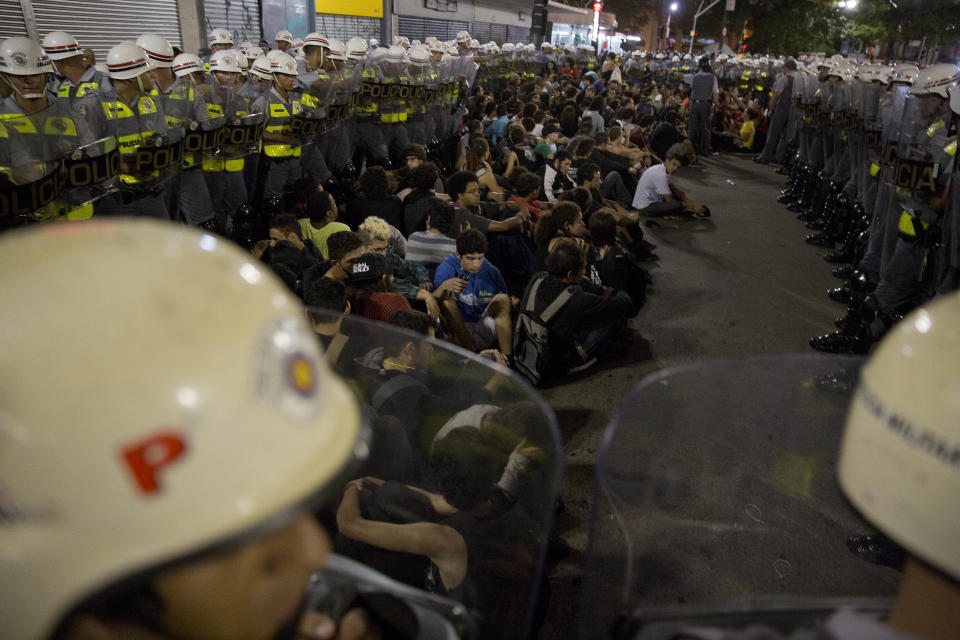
[{"x1": 593, "y1": 1, "x2": 602, "y2": 11}]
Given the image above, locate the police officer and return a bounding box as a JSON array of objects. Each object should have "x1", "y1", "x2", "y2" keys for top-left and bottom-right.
[
  {"x1": 41, "y1": 30, "x2": 107, "y2": 98},
  {"x1": 275, "y1": 29, "x2": 295, "y2": 53},
  {"x1": 0, "y1": 219, "x2": 376, "y2": 640},
  {"x1": 97, "y1": 43, "x2": 173, "y2": 219},
  {"x1": 252, "y1": 51, "x2": 304, "y2": 203},
  {"x1": 687, "y1": 55, "x2": 718, "y2": 156},
  {"x1": 209, "y1": 27, "x2": 234, "y2": 54},
  {"x1": 757, "y1": 57, "x2": 799, "y2": 165}
]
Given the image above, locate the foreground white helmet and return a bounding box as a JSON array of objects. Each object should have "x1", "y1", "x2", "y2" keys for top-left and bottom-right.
[
  {"x1": 171, "y1": 52, "x2": 204, "y2": 78},
  {"x1": 275, "y1": 29, "x2": 294, "y2": 44},
  {"x1": 209, "y1": 27, "x2": 233, "y2": 46},
  {"x1": 327, "y1": 37, "x2": 347, "y2": 61},
  {"x1": 270, "y1": 51, "x2": 298, "y2": 75},
  {"x1": 136, "y1": 33, "x2": 174, "y2": 69},
  {"x1": 41, "y1": 30, "x2": 81, "y2": 61},
  {"x1": 0, "y1": 37, "x2": 52, "y2": 76},
  {"x1": 346, "y1": 37, "x2": 368, "y2": 60},
  {"x1": 210, "y1": 49, "x2": 242, "y2": 74},
  {"x1": 106, "y1": 43, "x2": 150, "y2": 80},
  {"x1": 838, "y1": 292, "x2": 960, "y2": 583},
  {"x1": 909, "y1": 62, "x2": 960, "y2": 99},
  {"x1": 0, "y1": 220, "x2": 364, "y2": 639}
]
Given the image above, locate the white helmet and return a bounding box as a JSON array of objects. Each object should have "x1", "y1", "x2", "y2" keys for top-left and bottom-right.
[
  {"x1": 369, "y1": 38, "x2": 379, "y2": 48},
  {"x1": 838, "y1": 292, "x2": 960, "y2": 583},
  {"x1": 234, "y1": 50, "x2": 249, "y2": 72},
  {"x1": 949, "y1": 84, "x2": 960, "y2": 116},
  {"x1": 106, "y1": 43, "x2": 150, "y2": 80},
  {"x1": 0, "y1": 220, "x2": 364, "y2": 640},
  {"x1": 393, "y1": 36, "x2": 409, "y2": 47},
  {"x1": 456, "y1": 31, "x2": 471, "y2": 43},
  {"x1": 717, "y1": 53, "x2": 729, "y2": 62},
  {"x1": 683, "y1": 53, "x2": 692, "y2": 61},
  {"x1": 171, "y1": 52, "x2": 204, "y2": 78},
  {"x1": 502, "y1": 43, "x2": 516, "y2": 54},
  {"x1": 892, "y1": 63, "x2": 920, "y2": 85},
  {"x1": 385, "y1": 44, "x2": 407, "y2": 64},
  {"x1": 275, "y1": 29, "x2": 294, "y2": 44},
  {"x1": 327, "y1": 37, "x2": 347, "y2": 61},
  {"x1": 237, "y1": 40, "x2": 253, "y2": 53},
  {"x1": 347, "y1": 37, "x2": 368, "y2": 60},
  {"x1": 407, "y1": 44, "x2": 431, "y2": 67},
  {"x1": 136, "y1": 33, "x2": 174, "y2": 69},
  {"x1": 250, "y1": 56, "x2": 273, "y2": 80},
  {"x1": 270, "y1": 51, "x2": 298, "y2": 76},
  {"x1": 469, "y1": 39, "x2": 480, "y2": 49},
  {"x1": 541, "y1": 41, "x2": 553, "y2": 50},
  {"x1": 909, "y1": 62, "x2": 960, "y2": 99},
  {"x1": 0, "y1": 37, "x2": 52, "y2": 76},
  {"x1": 303, "y1": 32, "x2": 329, "y2": 49},
  {"x1": 40, "y1": 30, "x2": 81, "y2": 61},
  {"x1": 209, "y1": 27, "x2": 233, "y2": 46},
  {"x1": 672, "y1": 55, "x2": 680, "y2": 63},
  {"x1": 245, "y1": 45, "x2": 264, "y2": 60},
  {"x1": 445, "y1": 44, "x2": 459, "y2": 57},
  {"x1": 210, "y1": 49, "x2": 242, "y2": 74},
  {"x1": 428, "y1": 39, "x2": 446, "y2": 54}
]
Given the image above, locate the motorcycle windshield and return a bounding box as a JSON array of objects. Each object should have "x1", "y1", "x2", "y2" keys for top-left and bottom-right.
[
  {"x1": 581, "y1": 355, "x2": 900, "y2": 640},
  {"x1": 305, "y1": 310, "x2": 562, "y2": 640}
]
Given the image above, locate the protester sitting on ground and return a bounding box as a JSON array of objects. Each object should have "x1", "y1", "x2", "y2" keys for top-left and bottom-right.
[
  {"x1": 508, "y1": 170, "x2": 548, "y2": 223},
  {"x1": 518, "y1": 238, "x2": 634, "y2": 380},
  {"x1": 543, "y1": 150, "x2": 575, "y2": 204},
  {"x1": 358, "y1": 218, "x2": 440, "y2": 321},
  {"x1": 345, "y1": 166, "x2": 404, "y2": 231},
  {"x1": 259, "y1": 241, "x2": 305, "y2": 299},
  {"x1": 320, "y1": 230, "x2": 366, "y2": 282},
  {"x1": 298, "y1": 190, "x2": 350, "y2": 260},
  {"x1": 534, "y1": 122, "x2": 562, "y2": 162},
  {"x1": 631, "y1": 143, "x2": 711, "y2": 218},
  {"x1": 649, "y1": 110, "x2": 696, "y2": 163},
  {"x1": 446, "y1": 171, "x2": 529, "y2": 236},
  {"x1": 348, "y1": 253, "x2": 412, "y2": 323},
  {"x1": 483, "y1": 103, "x2": 510, "y2": 145},
  {"x1": 458, "y1": 119, "x2": 484, "y2": 170},
  {"x1": 582, "y1": 96, "x2": 605, "y2": 134},
  {"x1": 434, "y1": 229, "x2": 514, "y2": 358},
  {"x1": 402, "y1": 162, "x2": 446, "y2": 236},
  {"x1": 303, "y1": 276, "x2": 367, "y2": 374},
  {"x1": 397, "y1": 143, "x2": 445, "y2": 198},
  {"x1": 586, "y1": 210, "x2": 648, "y2": 315},
  {"x1": 629, "y1": 114, "x2": 659, "y2": 161},
  {"x1": 406, "y1": 199, "x2": 459, "y2": 276},
  {"x1": 465, "y1": 137, "x2": 505, "y2": 202},
  {"x1": 268, "y1": 213, "x2": 323, "y2": 272},
  {"x1": 533, "y1": 201, "x2": 588, "y2": 271}
]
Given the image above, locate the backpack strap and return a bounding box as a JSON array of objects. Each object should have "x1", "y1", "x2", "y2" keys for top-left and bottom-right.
[
  {"x1": 540, "y1": 285, "x2": 576, "y2": 323},
  {"x1": 370, "y1": 373, "x2": 426, "y2": 412},
  {"x1": 524, "y1": 275, "x2": 545, "y2": 313},
  {"x1": 324, "y1": 333, "x2": 348, "y2": 367}
]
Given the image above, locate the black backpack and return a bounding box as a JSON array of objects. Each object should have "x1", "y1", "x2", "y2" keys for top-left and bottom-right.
[{"x1": 512, "y1": 274, "x2": 577, "y2": 386}]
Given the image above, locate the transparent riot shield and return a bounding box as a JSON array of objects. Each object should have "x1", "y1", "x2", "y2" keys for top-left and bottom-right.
[
  {"x1": 581, "y1": 355, "x2": 899, "y2": 640},
  {"x1": 0, "y1": 103, "x2": 66, "y2": 227},
  {"x1": 302, "y1": 311, "x2": 562, "y2": 640},
  {"x1": 859, "y1": 82, "x2": 884, "y2": 211},
  {"x1": 292, "y1": 74, "x2": 331, "y2": 151}
]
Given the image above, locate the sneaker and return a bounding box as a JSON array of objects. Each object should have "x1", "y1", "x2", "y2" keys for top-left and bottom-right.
[{"x1": 567, "y1": 357, "x2": 598, "y2": 375}]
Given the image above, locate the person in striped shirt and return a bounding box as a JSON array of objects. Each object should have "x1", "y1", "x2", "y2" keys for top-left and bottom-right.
[{"x1": 405, "y1": 200, "x2": 459, "y2": 278}]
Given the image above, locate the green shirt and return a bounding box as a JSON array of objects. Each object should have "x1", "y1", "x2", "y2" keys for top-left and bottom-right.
[{"x1": 298, "y1": 220, "x2": 350, "y2": 260}]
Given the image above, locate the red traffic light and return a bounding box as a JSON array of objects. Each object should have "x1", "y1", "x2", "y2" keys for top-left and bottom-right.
[
  {"x1": 742, "y1": 44, "x2": 748, "y2": 50},
  {"x1": 593, "y1": 1, "x2": 602, "y2": 11}
]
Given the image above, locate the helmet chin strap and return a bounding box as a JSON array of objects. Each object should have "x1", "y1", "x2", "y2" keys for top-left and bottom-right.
[
  {"x1": 136, "y1": 74, "x2": 147, "y2": 95},
  {"x1": 3, "y1": 74, "x2": 47, "y2": 100}
]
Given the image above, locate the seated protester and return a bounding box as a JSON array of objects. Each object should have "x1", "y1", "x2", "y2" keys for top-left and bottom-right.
[
  {"x1": 298, "y1": 190, "x2": 351, "y2": 260},
  {"x1": 303, "y1": 276, "x2": 366, "y2": 373},
  {"x1": 483, "y1": 103, "x2": 510, "y2": 145},
  {"x1": 534, "y1": 122, "x2": 562, "y2": 163},
  {"x1": 736, "y1": 107, "x2": 760, "y2": 152},
  {"x1": 532, "y1": 201, "x2": 588, "y2": 272},
  {"x1": 543, "y1": 150, "x2": 575, "y2": 204},
  {"x1": 605, "y1": 125, "x2": 649, "y2": 166},
  {"x1": 402, "y1": 162, "x2": 445, "y2": 236},
  {"x1": 457, "y1": 120, "x2": 484, "y2": 170},
  {"x1": 507, "y1": 170, "x2": 546, "y2": 223},
  {"x1": 446, "y1": 171, "x2": 528, "y2": 236},
  {"x1": 268, "y1": 213, "x2": 323, "y2": 273},
  {"x1": 348, "y1": 253, "x2": 412, "y2": 323},
  {"x1": 465, "y1": 137, "x2": 505, "y2": 202},
  {"x1": 518, "y1": 238, "x2": 634, "y2": 379},
  {"x1": 358, "y1": 218, "x2": 441, "y2": 322},
  {"x1": 434, "y1": 229, "x2": 514, "y2": 358},
  {"x1": 650, "y1": 110, "x2": 696, "y2": 163},
  {"x1": 344, "y1": 166, "x2": 404, "y2": 231},
  {"x1": 407, "y1": 199, "x2": 459, "y2": 276},
  {"x1": 632, "y1": 143, "x2": 711, "y2": 218},
  {"x1": 259, "y1": 241, "x2": 305, "y2": 299},
  {"x1": 584, "y1": 136, "x2": 636, "y2": 208},
  {"x1": 499, "y1": 125, "x2": 529, "y2": 178},
  {"x1": 629, "y1": 113, "x2": 657, "y2": 160},
  {"x1": 359, "y1": 213, "x2": 407, "y2": 261},
  {"x1": 586, "y1": 210, "x2": 647, "y2": 315},
  {"x1": 558, "y1": 104, "x2": 579, "y2": 139},
  {"x1": 397, "y1": 143, "x2": 445, "y2": 198},
  {"x1": 318, "y1": 230, "x2": 366, "y2": 283},
  {"x1": 582, "y1": 96, "x2": 606, "y2": 134}
]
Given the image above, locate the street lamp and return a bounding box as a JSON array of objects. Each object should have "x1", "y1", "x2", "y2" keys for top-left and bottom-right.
[{"x1": 666, "y1": 2, "x2": 679, "y2": 51}]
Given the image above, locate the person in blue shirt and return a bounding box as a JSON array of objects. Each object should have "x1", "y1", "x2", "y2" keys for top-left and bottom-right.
[
  {"x1": 483, "y1": 103, "x2": 511, "y2": 145},
  {"x1": 434, "y1": 229, "x2": 514, "y2": 359}
]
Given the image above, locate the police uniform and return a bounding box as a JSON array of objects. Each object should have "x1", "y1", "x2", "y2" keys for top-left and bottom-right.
[
  {"x1": 253, "y1": 86, "x2": 304, "y2": 200},
  {"x1": 687, "y1": 67, "x2": 717, "y2": 155},
  {"x1": 759, "y1": 68, "x2": 796, "y2": 163}
]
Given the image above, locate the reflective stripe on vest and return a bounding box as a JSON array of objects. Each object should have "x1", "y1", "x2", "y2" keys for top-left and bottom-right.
[
  {"x1": 58, "y1": 81, "x2": 100, "y2": 98},
  {"x1": 102, "y1": 96, "x2": 159, "y2": 182},
  {"x1": 898, "y1": 210, "x2": 928, "y2": 237},
  {"x1": 263, "y1": 99, "x2": 302, "y2": 158}
]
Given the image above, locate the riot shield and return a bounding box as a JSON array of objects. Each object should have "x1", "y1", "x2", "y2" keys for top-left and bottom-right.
[
  {"x1": 581, "y1": 355, "x2": 899, "y2": 640},
  {"x1": 302, "y1": 311, "x2": 562, "y2": 640},
  {"x1": 0, "y1": 102, "x2": 66, "y2": 226},
  {"x1": 294, "y1": 73, "x2": 332, "y2": 148}
]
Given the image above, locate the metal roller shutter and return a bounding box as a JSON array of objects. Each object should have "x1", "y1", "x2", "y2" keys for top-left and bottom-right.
[
  {"x1": 396, "y1": 16, "x2": 469, "y2": 43},
  {"x1": 202, "y1": 0, "x2": 262, "y2": 46},
  {"x1": 314, "y1": 14, "x2": 381, "y2": 42},
  {"x1": 32, "y1": 0, "x2": 181, "y2": 64},
  {"x1": 1, "y1": 3, "x2": 28, "y2": 39},
  {"x1": 507, "y1": 25, "x2": 530, "y2": 43},
  {"x1": 488, "y1": 23, "x2": 507, "y2": 44},
  {"x1": 470, "y1": 22, "x2": 490, "y2": 43}
]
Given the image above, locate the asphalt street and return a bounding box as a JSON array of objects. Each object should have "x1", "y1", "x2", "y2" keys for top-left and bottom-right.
[{"x1": 537, "y1": 153, "x2": 861, "y2": 640}]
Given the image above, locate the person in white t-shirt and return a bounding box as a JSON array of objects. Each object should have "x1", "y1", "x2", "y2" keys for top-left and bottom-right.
[{"x1": 632, "y1": 143, "x2": 711, "y2": 218}]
